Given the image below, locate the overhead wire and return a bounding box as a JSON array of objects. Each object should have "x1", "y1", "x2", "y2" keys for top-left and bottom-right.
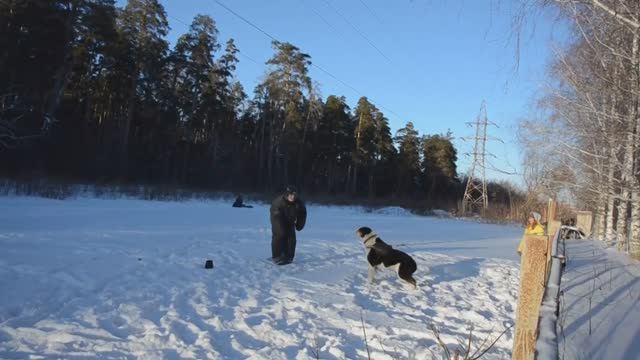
[
  {"x1": 318, "y1": 0, "x2": 392, "y2": 63},
  {"x1": 209, "y1": 0, "x2": 403, "y2": 120},
  {"x1": 212, "y1": 0, "x2": 277, "y2": 42},
  {"x1": 167, "y1": 13, "x2": 262, "y2": 65},
  {"x1": 357, "y1": 0, "x2": 384, "y2": 24},
  {"x1": 298, "y1": 0, "x2": 348, "y2": 42}
]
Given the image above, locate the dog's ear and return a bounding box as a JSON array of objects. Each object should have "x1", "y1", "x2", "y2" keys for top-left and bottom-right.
[{"x1": 356, "y1": 226, "x2": 372, "y2": 237}]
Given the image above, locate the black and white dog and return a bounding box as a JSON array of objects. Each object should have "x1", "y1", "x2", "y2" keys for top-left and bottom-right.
[{"x1": 355, "y1": 226, "x2": 417, "y2": 288}]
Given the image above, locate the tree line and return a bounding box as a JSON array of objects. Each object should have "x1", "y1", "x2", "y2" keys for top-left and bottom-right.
[
  {"x1": 0, "y1": 0, "x2": 524, "y2": 210},
  {"x1": 519, "y1": 0, "x2": 640, "y2": 257}
]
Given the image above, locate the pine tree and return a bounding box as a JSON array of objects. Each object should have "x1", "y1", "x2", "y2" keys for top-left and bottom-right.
[
  {"x1": 352, "y1": 97, "x2": 377, "y2": 195},
  {"x1": 0, "y1": 2, "x2": 471, "y2": 208},
  {"x1": 117, "y1": 0, "x2": 169, "y2": 177},
  {"x1": 61, "y1": 0, "x2": 120, "y2": 175},
  {"x1": 370, "y1": 106, "x2": 396, "y2": 197},
  {"x1": 258, "y1": 41, "x2": 312, "y2": 189},
  {"x1": 314, "y1": 95, "x2": 353, "y2": 193},
  {"x1": 422, "y1": 132, "x2": 458, "y2": 200},
  {"x1": 394, "y1": 122, "x2": 421, "y2": 196},
  {"x1": 0, "y1": 0, "x2": 115, "y2": 148}
]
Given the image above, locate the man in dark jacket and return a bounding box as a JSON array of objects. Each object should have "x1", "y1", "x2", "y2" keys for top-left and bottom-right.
[{"x1": 270, "y1": 186, "x2": 307, "y2": 265}]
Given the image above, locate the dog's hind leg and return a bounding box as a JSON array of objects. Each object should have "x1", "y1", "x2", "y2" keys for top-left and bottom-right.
[
  {"x1": 405, "y1": 276, "x2": 417, "y2": 289},
  {"x1": 398, "y1": 273, "x2": 417, "y2": 289},
  {"x1": 399, "y1": 263, "x2": 418, "y2": 289},
  {"x1": 368, "y1": 265, "x2": 377, "y2": 284}
]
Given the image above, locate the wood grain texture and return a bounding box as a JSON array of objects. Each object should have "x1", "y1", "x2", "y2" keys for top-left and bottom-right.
[{"x1": 513, "y1": 235, "x2": 549, "y2": 360}]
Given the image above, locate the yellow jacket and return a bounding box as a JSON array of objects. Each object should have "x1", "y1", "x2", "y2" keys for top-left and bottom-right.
[
  {"x1": 524, "y1": 224, "x2": 545, "y2": 236},
  {"x1": 517, "y1": 224, "x2": 545, "y2": 254}
]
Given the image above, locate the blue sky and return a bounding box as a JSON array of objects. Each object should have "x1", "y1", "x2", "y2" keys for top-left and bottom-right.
[{"x1": 118, "y1": 0, "x2": 570, "y2": 186}]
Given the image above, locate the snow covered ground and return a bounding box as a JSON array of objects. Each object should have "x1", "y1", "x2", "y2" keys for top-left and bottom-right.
[
  {"x1": 558, "y1": 239, "x2": 640, "y2": 360},
  {"x1": 0, "y1": 196, "x2": 523, "y2": 359}
]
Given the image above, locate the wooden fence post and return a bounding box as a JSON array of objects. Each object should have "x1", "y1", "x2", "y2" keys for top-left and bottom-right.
[
  {"x1": 547, "y1": 199, "x2": 557, "y2": 223},
  {"x1": 513, "y1": 235, "x2": 550, "y2": 360},
  {"x1": 547, "y1": 220, "x2": 561, "y2": 239}
]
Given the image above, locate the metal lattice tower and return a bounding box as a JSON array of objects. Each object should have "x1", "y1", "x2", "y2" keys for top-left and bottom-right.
[{"x1": 462, "y1": 101, "x2": 490, "y2": 215}]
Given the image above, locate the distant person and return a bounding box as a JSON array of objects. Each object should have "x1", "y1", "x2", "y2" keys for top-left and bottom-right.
[
  {"x1": 232, "y1": 195, "x2": 253, "y2": 208},
  {"x1": 270, "y1": 186, "x2": 307, "y2": 265},
  {"x1": 517, "y1": 211, "x2": 545, "y2": 255}
]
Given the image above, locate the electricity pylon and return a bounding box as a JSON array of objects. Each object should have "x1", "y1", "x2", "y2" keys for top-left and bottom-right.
[{"x1": 461, "y1": 101, "x2": 494, "y2": 215}]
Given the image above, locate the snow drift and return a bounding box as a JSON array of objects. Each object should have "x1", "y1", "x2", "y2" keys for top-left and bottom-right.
[{"x1": 0, "y1": 197, "x2": 523, "y2": 359}]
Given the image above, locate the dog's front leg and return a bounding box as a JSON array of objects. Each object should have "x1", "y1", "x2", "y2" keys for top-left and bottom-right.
[{"x1": 367, "y1": 265, "x2": 377, "y2": 284}]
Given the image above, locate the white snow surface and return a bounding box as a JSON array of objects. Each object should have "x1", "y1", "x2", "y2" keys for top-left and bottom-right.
[
  {"x1": 367, "y1": 206, "x2": 415, "y2": 217},
  {"x1": 0, "y1": 197, "x2": 523, "y2": 359},
  {"x1": 558, "y1": 239, "x2": 640, "y2": 360}
]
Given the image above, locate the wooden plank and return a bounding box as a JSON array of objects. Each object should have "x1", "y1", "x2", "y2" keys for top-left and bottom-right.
[
  {"x1": 547, "y1": 199, "x2": 558, "y2": 224},
  {"x1": 547, "y1": 220, "x2": 561, "y2": 239},
  {"x1": 545, "y1": 224, "x2": 560, "y2": 281},
  {"x1": 513, "y1": 235, "x2": 549, "y2": 360}
]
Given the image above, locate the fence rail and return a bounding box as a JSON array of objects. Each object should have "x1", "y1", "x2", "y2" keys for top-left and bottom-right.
[
  {"x1": 535, "y1": 228, "x2": 565, "y2": 359},
  {"x1": 512, "y1": 227, "x2": 566, "y2": 360}
]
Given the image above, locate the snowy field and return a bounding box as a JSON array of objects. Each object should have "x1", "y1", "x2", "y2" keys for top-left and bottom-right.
[{"x1": 0, "y1": 197, "x2": 523, "y2": 359}]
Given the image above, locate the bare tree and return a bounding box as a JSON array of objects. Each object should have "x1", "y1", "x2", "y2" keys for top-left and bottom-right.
[{"x1": 517, "y1": 0, "x2": 640, "y2": 258}]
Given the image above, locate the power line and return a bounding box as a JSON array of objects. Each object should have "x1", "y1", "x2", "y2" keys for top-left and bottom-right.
[
  {"x1": 167, "y1": 14, "x2": 190, "y2": 28},
  {"x1": 319, "y1": 0, "x2": 392, "y2": 63},
  {"x1": 167, "y1": 14, "x2": 262, "y2": 66},
  {"x1": 298, "y1": 0, "x2": 373, "y2": 49},
  {"x1": 210, "y1": 0, "x2": 402, "y2": 120},
  {"x1": 311, "y1": 62, "x2": 400, "y2": 118},
  {"x1": 485, "y1": 159, "x2": 521, "y2": 176},
  {"x1": 357, "y1": 0, "x2": 384, "y2": 24},
  {"x1": 299, "y1": 0, "x2": 339, "y2": 35},
  {"x1": 236, "y1": 50, "x2": 261, "y2": 65},
  {"x1": 298, "y1": 0, "x2": 350, "y2": 44},
  {"x1": 212, "y1": 0, "x2": 277, "y2": 42}
]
